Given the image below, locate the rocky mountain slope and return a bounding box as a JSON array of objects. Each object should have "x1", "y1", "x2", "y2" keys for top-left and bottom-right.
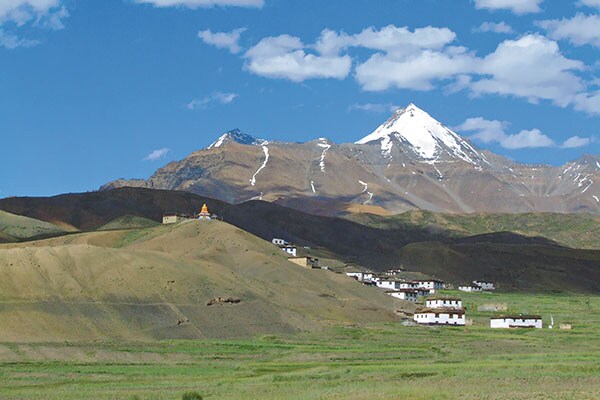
[{"x1": 102, "y1": 103, "x2": 600, "y2": 215}]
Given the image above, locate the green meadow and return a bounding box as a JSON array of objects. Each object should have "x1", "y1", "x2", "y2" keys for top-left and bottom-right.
[{"x1": 1, "y1": 292, "x2": 599, "y2": 400}]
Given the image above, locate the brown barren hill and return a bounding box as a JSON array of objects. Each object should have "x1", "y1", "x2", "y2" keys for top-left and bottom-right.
[{"x1": 0, "y1": 220, "x2": 404, "y2": 342}]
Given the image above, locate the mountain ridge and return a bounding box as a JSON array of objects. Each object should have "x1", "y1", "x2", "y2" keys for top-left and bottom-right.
[{"x1": 101, "y1": 104, "x2": 600, "y2": 215}]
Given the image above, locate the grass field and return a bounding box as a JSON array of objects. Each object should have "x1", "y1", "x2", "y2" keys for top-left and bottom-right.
[{"x1": 1, "y1": 291, "x2": 599, "y2": 400}]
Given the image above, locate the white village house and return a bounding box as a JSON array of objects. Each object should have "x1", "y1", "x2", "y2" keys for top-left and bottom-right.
[
  {"x1": 387, "y1": 289, "x2": 418, "y2": 302},
  {"x1": 490, "y1": 315, "x2": 542, "y2": 329},
  {"x1": 413, "y1": 279, "x2": 444, "y2": 292},
  {"x1": 473, "y1": 280, "x2": 495, "y2": 290},
  {"x1": 426, "y1": 296, "x2": 462, "y2": 310},
  {"x1": 272, "y1": 238, "x2": 289, "y2": 246},
  {"x1": 282, "y1": 245, "x2": 297, "y2": 257},
  {"x1": 346, "y1": 272, "x2": 375, "y2": 283},
  {"x1": 376, "y1": 280, "x2": 404, "y2": 290},
  {"x1": 413, "y1": 308, "x2": 465, "y2": 326},
  {"x1": 459, "y1": 284, "x2": 483, "y2": 293}
]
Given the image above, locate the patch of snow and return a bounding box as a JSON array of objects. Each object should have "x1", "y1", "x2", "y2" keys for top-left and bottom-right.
[
  {"x1": 316, "y1": 139, "x2": 331, "y2": 173},
  {"x1": 310, "y1": 180, "x2": 316, "y2": 194},
  {"x1": 358, "y1": 180, "x2": 368, "y2": 193},
  {"x1": 355, "y1": 103, "x2": 485, "y2": 165},
  {"x1": 249, "y1": 143, "x2": 269, "y2": 186},
  {"x1": 593, "y1": 195, "x2": 599, "y2": 203}
]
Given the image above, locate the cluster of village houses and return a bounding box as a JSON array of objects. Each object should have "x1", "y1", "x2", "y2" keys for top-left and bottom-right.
[
  {"x1": 341, "y1": 270, "x2": 537, "y2": 328},
  {"x1": 270, "y1": 236, "x2": 546, "y2": 329}
]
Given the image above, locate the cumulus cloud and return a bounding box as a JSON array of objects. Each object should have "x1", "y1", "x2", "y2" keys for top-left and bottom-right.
[
  {"x1": 348, "y1": 103, "x2": 399, "y2": 113},
  {"x1": 338, "y1": 25, "x2": 476, "y2": 91},
  {"x1": 356, "y1": 46, "x2": 477, "y2": 91},
  {"x1": 133, "y1": 0, "x2": 263, "y2": 8},
  {"x1": 244, "y1": 34, "x2": 352, "y2": 81},
  {"x1": 473, "y1": 0, "x2": 543, "y2": 14},
  {"x1": 469, "y1": 34, "x2": 585, "y2": 107},
  {"x1": 198, "y1": 28, "x2": 246, "y2": 53},
  {"x1": 458, "y1": 117, "x2": 592, "y2": 149},
  {"x1": 475, "y1": 21, "x2": 514, "y2": 34},
  {"x1": 234, "y1": 25, "x2": 599, "y2": 115},
  {"x1": 573, "y1": 91, "x2": 600, "y2": 114},
  {"x1": 458, "y1": 117, "x2": 555, "y2": 149},
  {"x1": 143, "y1": 148, "x2": 171, "y2": 161},
  {"x1": 538, "y1": 14, "x2": 600, "y2": 47},
  {"x1": 562, "y1": 135, "x2": 592, "y2": 148},
  {"x1": 186, "y1": 91, "x2": 238, "y2": 109}
]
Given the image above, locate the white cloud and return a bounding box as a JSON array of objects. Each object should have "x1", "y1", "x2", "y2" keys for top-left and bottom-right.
[
  {"x1": 457, "y1": 117, "x2": 508, "y2": 144},
  {"x1": 0, "y1": 0, "x2": 67, "y2": 29},
  {"x1": 578, "y1": 0, "x2": 600, "y2": 9},
  {"x1": 198, "y1": 28, "x2": 245, "y2": 53},
  {"x1": 0, "y1": 1, "x2": 67, "y2": 49},
  {"x1": 474, "y1": 0, "x2": 543, "y2": 14},
  {"x1": 470, "y1": 34, "x2": 585, "y2": 107},
  {"x1": 501, "y1": 129, "x2": 555, "y2": 149},
  {"x1": 457, "y1": 117, "x2": 555, "y2": 149},
  {"x1": 347, "y1": 25, "x2": 476, "y2": 91},
  {"x1": 348, "y1": 103, "x2": 399, "y2": 113},
  {"x1": 0, "y1": 28, "x2": 39, "y2": 48},
  {"x1": 133, "y1": 0, "x2": 263, "y2": 8},
  {"x1": 459, "y1": 116, "x2": 593, "y2": 149},
  {"x1": 143, "y1": 148, "x2": 171, "y2": 161},
  {"x1": 573, "y1": 91, "x2": 600, "y2": 114},
  {"x1": 562, "y1": 135, "x2": 592, "y2": 148},
  {"x1": 186, "y1": 91, "x2": 238, "y2": 109},
  {"x1": 538, "y1": 14, "x2": 600, "y2": 47},
  {"x1": 352, "y1": 25, "x2": 457, "y2": 55},
  {"x1": 244, "y1": 34, "x2": 352, "y2": 82},
  {"x1": 237, "y1": 26, "x2": 599, "y2": 115},
  {"x1": 356, "y1": 48, "x2": 477, "y2": 91},
  {"x1": 475, "y1": 21, "x2": 514, "y2": 34}
]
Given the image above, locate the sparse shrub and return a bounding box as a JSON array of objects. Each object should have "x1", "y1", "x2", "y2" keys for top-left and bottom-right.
[{"x1": 182, "y1": 391, "x2": 203, "y2": 400}]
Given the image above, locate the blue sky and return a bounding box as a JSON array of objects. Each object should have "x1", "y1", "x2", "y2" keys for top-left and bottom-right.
[{"x1": 1, "y1": 0, "x2": 599, "y2": 197}]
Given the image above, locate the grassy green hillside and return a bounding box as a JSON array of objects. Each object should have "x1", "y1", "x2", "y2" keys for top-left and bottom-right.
[
  {"x1": 96, "y1": 214, "x2": 160, "y2": 231},
  {"x1": 0, "y1": 210, "x2": 70, "y2": 242},
  {"x1": 0, "y1": 291, "x2": 598, "y2": 399},
  {"x1": 347, "y1": 210, "x2": 600, "y2": 249}
]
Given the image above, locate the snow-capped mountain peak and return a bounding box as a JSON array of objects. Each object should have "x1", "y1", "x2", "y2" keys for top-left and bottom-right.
[
  {"x1": 355, "y1": 103, "x2": 485, "y2": 165},
  {"x1": 207, "y1": 129, "x2": 266, "y2": 149}
]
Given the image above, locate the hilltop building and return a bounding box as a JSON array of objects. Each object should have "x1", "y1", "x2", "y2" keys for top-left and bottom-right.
[
  {"x1": 288, "y1": 256, "x2": 319, "y2": 269},
  {"x1": 490, "y1": 315, "x2": 542, "y2": 329},
  {"x1": 162, "y1": 214, "x2": 184, "y2": 224},
  {"x1": 197, "y1": 204, "x2": 211, "y2": 220},
  {"x1": 272, "y1": 238, "x2": 289, "y2": 246},
  {"x1": 346, "y1": 272, "x2": 375, "y2": 283},
  {"x1": 282, "y1": 245, "x2": 297, "y2": 257}
]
